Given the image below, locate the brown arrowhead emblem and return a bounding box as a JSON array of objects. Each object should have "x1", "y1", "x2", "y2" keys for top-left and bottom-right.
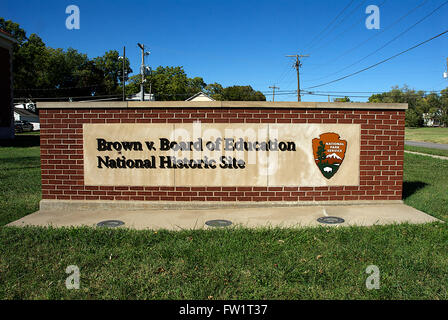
[{"x1": 312, "y1": 133, "x2": 347, "y2": 179}]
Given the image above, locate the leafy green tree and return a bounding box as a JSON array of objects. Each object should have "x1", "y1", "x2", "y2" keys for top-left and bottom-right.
[
  {"x1": 334, "y1": 96, "x2": 350, "y2": 102},
  {"x1": 187, "y1": 77, "x2": 207, "y2": 96},
  {"x1": 127, "y1": 66, "x2": 202, "y2": 100},
  {"x1": 204, "y1": 82, "x2": 224, "y2": 100},
  {"x1": 94, "y1": 50, "x2": 132, "y2": 95},
  {"x1": 13, "y1": 33, "x2": 50, "y2": 92},
  {"x1": 369, "y1": 85, "x2": 426, "y2": 127},
  {"x1": 2, "y1": 18, "x2": 133, "y2": 98},
  {"x1": 440, "y1": 88, "x2": 448, "y2": 126},
  {"x1": 0, "y1": 18, "x2": 27, "y2": 44},
  {"x1": 2, "y1": 18, "x2": 265, "y2": 102},
  {"x1": 221, "y1": 85, "x2": 266, "y2": 101},
  {"x1": 45, "y1": 48, "x2": 89, "y2": 95}
]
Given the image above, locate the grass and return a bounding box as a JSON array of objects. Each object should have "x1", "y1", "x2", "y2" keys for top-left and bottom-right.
[
  {"x1": 405, "y1": 127, "x2": 448, "y2": 144},
  {"x1": 403, "y1": 153, "x2": 448, "y2": 221},
  {"x1": 0, "y1": 135, "x2": 448, "y2": 299},
  {"x1": 0, "y1": 135, "x2": 41, "y2": 227},
  {"x1": 405, "y1": 145, "x2": 448, "y2": 158},
  {"x1": 16, "y1": 131, "x2": 41, "y2": 136},
  {"x1": 1, "y1": 224, "x2": 448, "y2": 299}
]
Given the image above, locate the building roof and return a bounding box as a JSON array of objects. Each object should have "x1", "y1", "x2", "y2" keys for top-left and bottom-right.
[
  {"x1": 185, "y1": 92, "x2": 215, "y2": 101},
  {"x1": 0, "y1": 29, "x2": 19, "y2": 43},
  {"x1": 14, "y1": 107, "x2": 39, "y2": 118}
]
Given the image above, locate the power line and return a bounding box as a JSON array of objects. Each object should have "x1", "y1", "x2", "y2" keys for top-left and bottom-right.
[
  {"x1": 303, "y1": 0, "x2": 355, "y2": 52},
  {"x1": 306, "y1": 0, "x2": 445, "y2": 84},
  {"x1": 273, "y1": 63, "x2": 295, "y2": 86},
  {"x1": 263, "y1": 89, "x2": 444, "y2": 97},
  {"x1": 306, "y1": 0, "x2": 430, "y2": 81},
  {"x1": 13, "y1": 94, "x2": 123, "y2": 102},
  {"x1": 14, "y1": 88, "x2": 446, "y2": 101},
  {"x1": 309, "y1": 0, "x2": 369, "y2": 53},
  {"x1": 15, "y1": 84, "x2": 109, "y2": 91},
  {"x1": 305, "y1": 0, "x2": 406, "y2": 79},
  {"x1": 311, "y1": 89, "x2": 443, "y2": 94},
  {"x1": 303, "y1": 28, "x2": 448, "y2": 90}
]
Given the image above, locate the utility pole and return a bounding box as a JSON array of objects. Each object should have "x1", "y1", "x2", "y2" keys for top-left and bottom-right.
[
  {"x1": 138, "y1": 43, "x2": 145, "y2": 101},
  {"x1": 137, "y1": 43, "x2": 151, "y2": 101},
  {"x1": 285, "y1": 54, "x2": 309, "y2": 102},
  {"x1": 269, "y1": 85, "x2": 280, "y2": 102},
  {"x1": 122, "y1": 46, "x2": 126, "y2": 101}
]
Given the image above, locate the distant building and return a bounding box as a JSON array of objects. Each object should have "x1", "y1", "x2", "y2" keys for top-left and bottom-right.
[
  {"x1": 0, "y1": 29, "x2": 18, "y2": 139},
  {"x1": 423, "y1": 111, "x2": 442, "y2": 127},
  {"x1": 185, "y1": 92, "x2": 215, "y2": 101},
  {"x1": 128, "y1": 89, "x2": 155, "y2": 101},
  {"x1": 14, "y1": 105, "x2": 40, "y2": 130}
]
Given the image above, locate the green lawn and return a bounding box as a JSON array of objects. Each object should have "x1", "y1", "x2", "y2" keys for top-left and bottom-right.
[
  {"x1": 405, "y1": 127, "x2": 448, "y2": 144},
  {"x1": 0, "y1": 135, "x2": 41, "y2": 227},
  {"x1": 16, "y1": 131, "x2": 41, "y2": 136},
  {"x1": 1, "y1": 136, "x2": 448, "y2": 299}
]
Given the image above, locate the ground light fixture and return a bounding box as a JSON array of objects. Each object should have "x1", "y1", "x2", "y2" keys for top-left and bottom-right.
[
  {"x1": 317, "y1": 216, "x2": 345, "y2": 224},
  {"x1": 96, "y1": 220, "x2": 125, "y2": 228},
  {"x1": 205, "y1": 219, "x2": 233, "y2": 227}
]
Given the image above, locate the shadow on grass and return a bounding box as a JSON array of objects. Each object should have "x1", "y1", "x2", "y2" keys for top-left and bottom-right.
[
  {"x1": 403, "y1": 181, "x2": 428, "y2": 200},
  {"x1": 0, "y1": 135, "x2": 40, "y2": 148}
]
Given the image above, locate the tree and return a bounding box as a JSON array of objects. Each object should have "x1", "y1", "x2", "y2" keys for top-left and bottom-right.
[
  {"x1": 45, "y1": 48, "x2": 89, "y2": 96},
  {"x1": 204, "y1": 82, "x2": 224, "y2": 100},
  {"x1": 127, "y1": 66, "x2": 207, "y2": 101},
  {"x1": 440, "y1": 88, "x2": 448, "y2": 127},
  {"x1": 0, "y1": 18, "x2": 27, "y2": 44},
  {"x1": 221, "y1": 85, "x2": 266, "y2": 101},
  {"x1": 316, "y1": 141, "x2": 327, "y2": 164},
  {"x1": 2, "y1": 18, "x2": 266, "y2": 102},
  {"x1": 94, "y1": 50, "x2": 132, "y2": 95},
  {"x1": 127, "y1": 69, "x2": 267, "y2": 101},
  {"x1": 187, "y1": 77, "x2": 207, "y2": 96},
  {"x1": 334, "y1": 96, "x2": 350, "y2": 102},
  {"x1": 368, "y1": 85, "x2": 426, "y2": 127},
  {"x1": 13, "y1": 33, "x2": 50, "y2": 93},
  {"x1": 2, "y1": 18, "x2": 134, "y2": 99}
]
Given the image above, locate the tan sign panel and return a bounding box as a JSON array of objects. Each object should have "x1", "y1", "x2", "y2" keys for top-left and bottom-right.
[{"x1": 83, "y1": 123, "x2": 360, "y2": 187}]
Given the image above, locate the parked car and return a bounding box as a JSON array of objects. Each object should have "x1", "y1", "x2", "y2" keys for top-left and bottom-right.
[{"x1": 14, "y1": 120, "x2": 34, "y2": 133}]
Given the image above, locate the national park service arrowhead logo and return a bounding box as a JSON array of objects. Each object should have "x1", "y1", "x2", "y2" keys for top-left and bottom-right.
[{"x1": 312, "y1": 133, "x2": 347, "y2": 179}]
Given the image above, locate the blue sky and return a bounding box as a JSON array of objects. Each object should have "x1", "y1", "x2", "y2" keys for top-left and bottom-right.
[{"x1": 1, "y1": 0, "x2": 447, "y2": 101}]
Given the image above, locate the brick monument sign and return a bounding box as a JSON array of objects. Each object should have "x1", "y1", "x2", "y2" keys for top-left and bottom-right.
[{"x1": 37, "y1": 101, "x2": 407, "y2": 211}]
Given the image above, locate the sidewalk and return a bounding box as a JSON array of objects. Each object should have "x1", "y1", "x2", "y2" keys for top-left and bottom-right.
[
  {"x1": 404, "y1": 150, "x2": 448, "y2": 160},
  {"x1": 8, "y1": 203, "x2": 440, "y2": 230}
]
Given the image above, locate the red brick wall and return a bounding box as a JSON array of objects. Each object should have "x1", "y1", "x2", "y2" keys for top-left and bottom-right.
[{"x1": 39, "y1": 108, "x2": 405, "y2": 202}]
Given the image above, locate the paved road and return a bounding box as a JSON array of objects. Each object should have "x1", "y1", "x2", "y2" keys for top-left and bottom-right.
[{"x1": 405, "y1": 140, "x2": 448, "y2": 150}]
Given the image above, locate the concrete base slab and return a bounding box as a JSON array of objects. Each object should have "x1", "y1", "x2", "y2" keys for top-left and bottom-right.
[{"x1": 7, "y1": 204, "x2": 440, "y2": 230}]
